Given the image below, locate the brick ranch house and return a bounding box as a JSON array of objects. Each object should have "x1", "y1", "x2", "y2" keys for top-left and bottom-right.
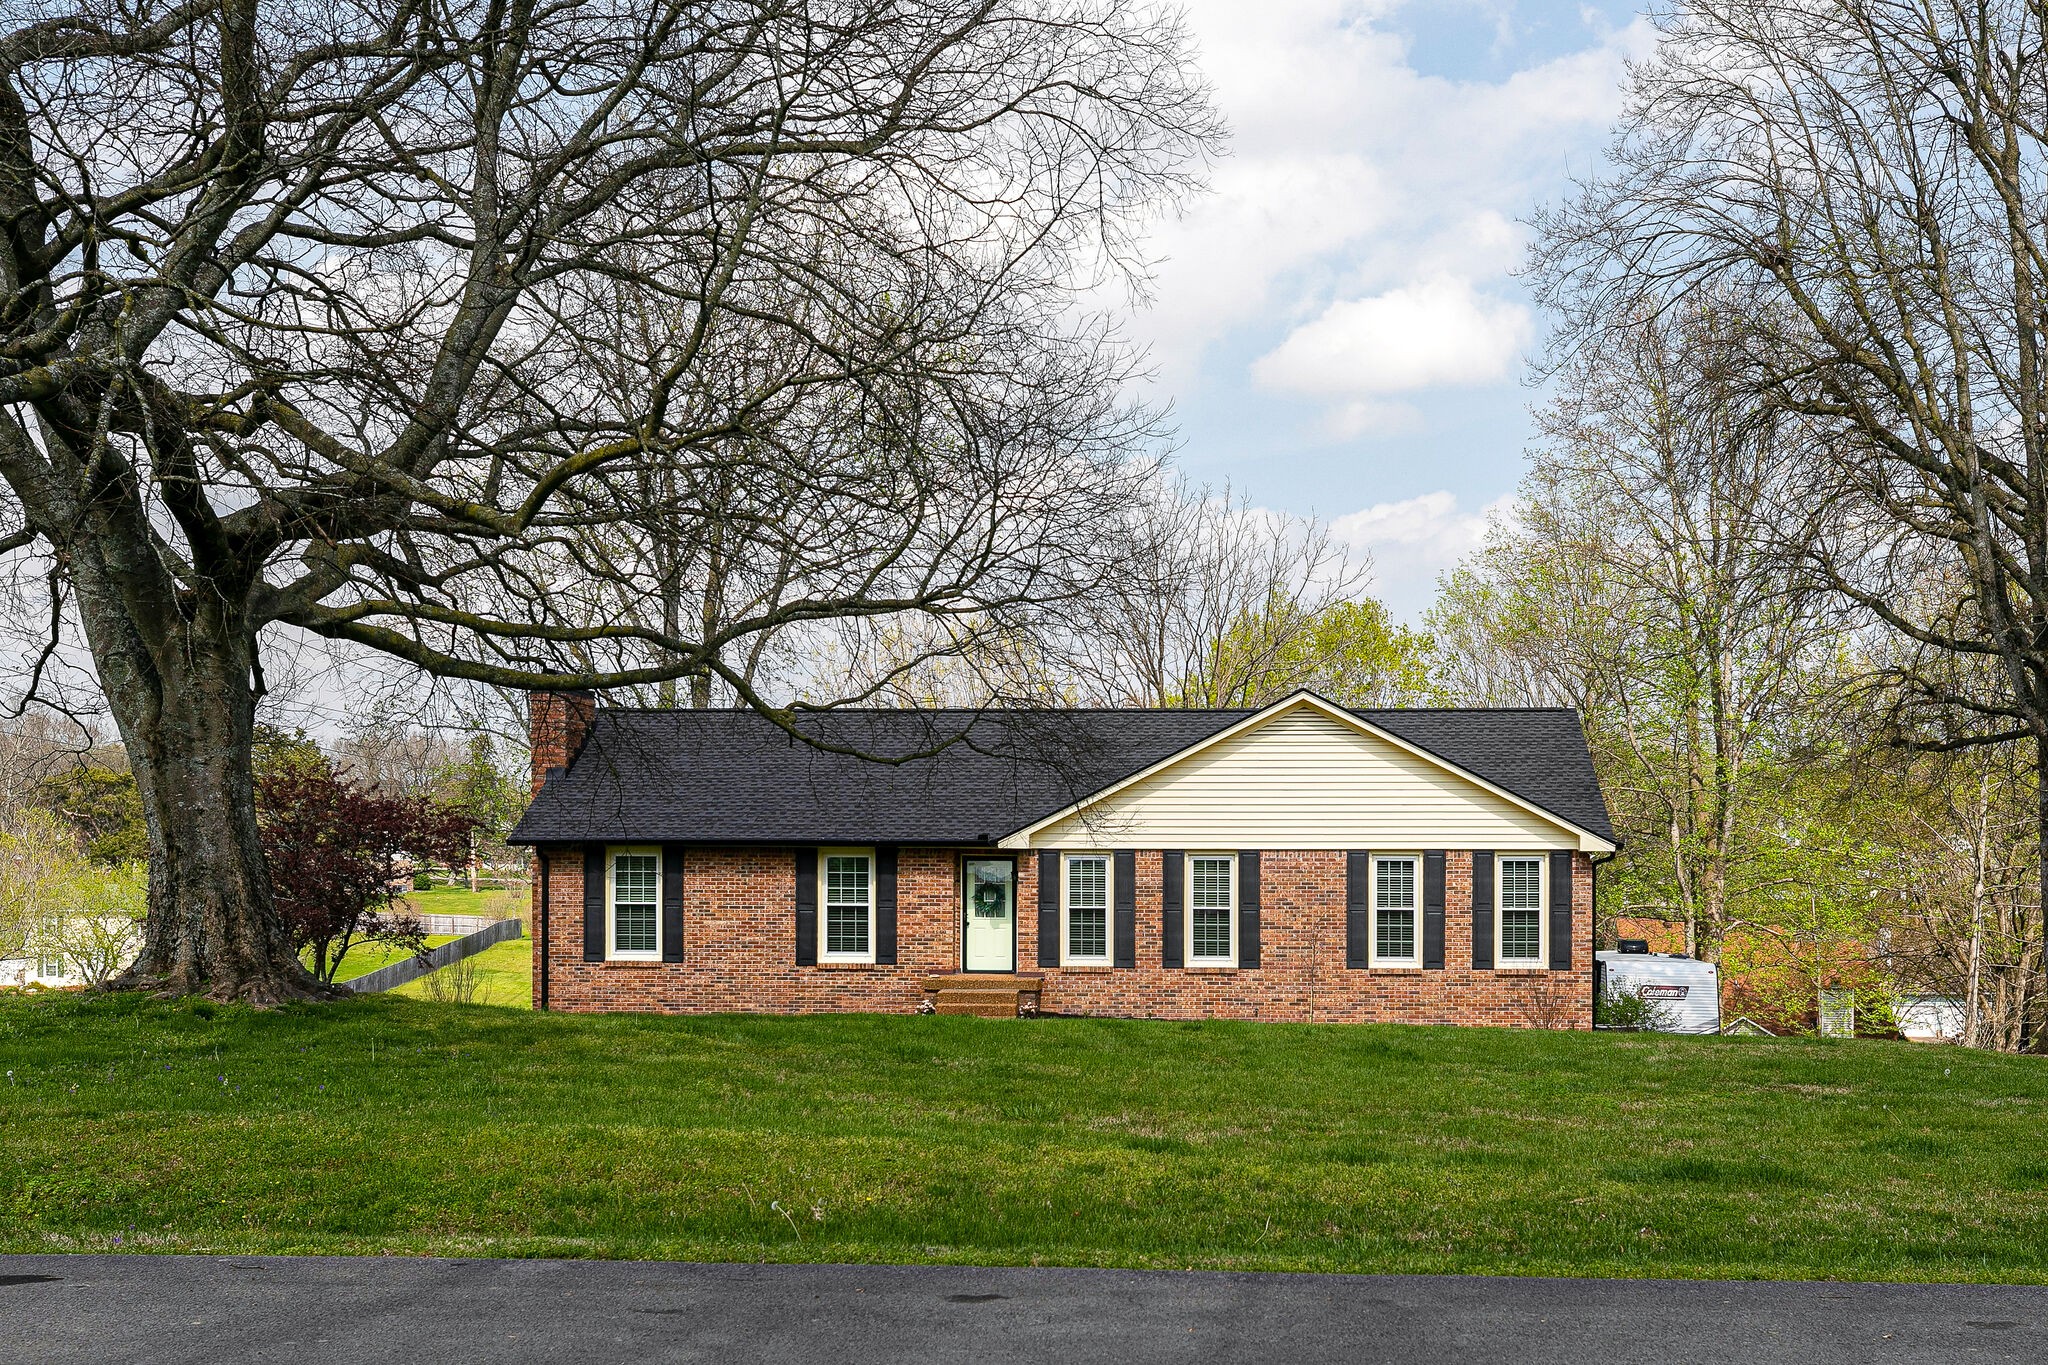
[{"x1": 509, "y1": 689, "x2": 1617, "y2": 1025}]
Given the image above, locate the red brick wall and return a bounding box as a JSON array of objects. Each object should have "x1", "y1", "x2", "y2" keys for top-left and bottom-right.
[
  {"x1": 527, "y1": 690, "x2": 596, "y2": 795},
  {"x1": 533, "y1": 845, "x2": 1594, "y2": 1027}
]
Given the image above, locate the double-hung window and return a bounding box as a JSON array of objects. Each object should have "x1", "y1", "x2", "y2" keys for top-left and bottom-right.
[
  {"x1": 1064, "y1": 854, "x2": 1111, "y2": 965},
  {"x1": 1187, "y1": 853, "x2": 1236, "y2": 966},
  {"x1": 1373, "y1": 855, "x2": 1419, "y2": 967},
  {"x1": 609, "y1": 847, "x2": 661, "y2": 960},
  {"x1": 1497, "y1": 855, "x2": 1546, "y2": 968},
  {"x1": 822, "y1": 848, "x2": 876, "y2": 963}
]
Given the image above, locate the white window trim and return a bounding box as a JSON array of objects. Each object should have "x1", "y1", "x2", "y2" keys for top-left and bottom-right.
[
  {"x1": 607, "y1": 844, "x2": 663, "y2": 962},
  {"x1": 820, "y1": 846, "x2": 877, "y2": 964},
  {"x1": 1185, "y1": 852, "x2": 1238, "y2": 967},
  {"x1": 1370, "y1": 852, "x2": 1422, "y2": 969},
  {"x1": 1061, "y1": 852, "x2": 1113, "y2": 966},
  {"x1": 1495, "y1": 853, "x2": 1548, "y2": 968}
]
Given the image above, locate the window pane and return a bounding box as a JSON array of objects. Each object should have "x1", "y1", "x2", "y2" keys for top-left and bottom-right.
[
  {"x1": 615, "y1": 854, "x2": 658, "y2": 902},
  {"x1": 826, "y1": 903, "x2": 869, "y2": 955},
  {"x1": 1190, "y1": 857, "x2": 1233, "y2": 909},
  {"x1": 1499, "y1": 858, "x2": 1542, "y2": 909},
  {"x1": 1191, "y1": 908, "x2": 1231, "y2": 960},
  {"x1": 615, "y1": 902, "x2": 658, "y2": 953},
  {"x1": 1069, "y1": 907, "x2": 1107, "y2": 959},
  {"x1": 1376, "y1": 908, "x2": 1415, "y2": 961},
  {"x1": 1375, "y1": 858, "x2": 1415, "y2": 909},
  {"x1": 1067, "y1": 856, "x2": 1107, "y2": 909},
  {"x1": 825, "y1": 855, "x2": 870, "y2": 906},
  {"x1": 614, "y1": 853, "x2": 659, "y2": 953},
  {"x1": 1501, "y1": 910, "x2": 1542, "y2": 961}
]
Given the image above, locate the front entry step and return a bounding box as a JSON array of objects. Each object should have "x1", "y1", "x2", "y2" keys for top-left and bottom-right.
[{"x1": 922, "y1": 973, "x2": 1044, "y2": 1019}]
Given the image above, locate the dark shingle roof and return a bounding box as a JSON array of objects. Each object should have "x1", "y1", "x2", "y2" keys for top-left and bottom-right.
[{"x1": 510, "y1": 699, "x2": 1612, "y2": 846}]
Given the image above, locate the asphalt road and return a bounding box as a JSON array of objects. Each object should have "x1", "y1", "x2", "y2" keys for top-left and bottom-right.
[{"x1": 3, "y1": 1255, "x2": 2044, "y2": 1364}]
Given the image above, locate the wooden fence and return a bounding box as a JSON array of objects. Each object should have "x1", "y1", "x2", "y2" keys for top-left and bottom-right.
[{"x1": 345, "y1": 918, "x2": 524, "y2": 995}]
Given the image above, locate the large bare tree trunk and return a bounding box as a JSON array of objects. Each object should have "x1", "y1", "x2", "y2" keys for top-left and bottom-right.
[
  {"x1": 77, "y1": 582, "x2": 325, "y2": 1003},
  {"x1": 2036, "y1": 735, "x2": 2048, "y2": 1050}
]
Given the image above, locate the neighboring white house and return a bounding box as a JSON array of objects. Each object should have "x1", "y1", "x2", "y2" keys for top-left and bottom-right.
[
  {"x1": 0, "y1": 910, "x2": 142, "y2": 990},
  {"x1": 0, "y1": 947, "x2": 81, "y2": 989},
  {"x1": 1896, "y1": 995, "x2": 1966, "y2": 1043}
]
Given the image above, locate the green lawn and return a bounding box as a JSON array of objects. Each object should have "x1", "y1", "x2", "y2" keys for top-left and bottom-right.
[
  {"x1": 4, "y1": 994, "x2": 2046, "y2": 1280},
  {"x1": 402, "y1": 885, "x2": 527, "y2": 920},
  {"x1": 388, "y1": 937, "x2": 532, "y2": 1009},
  {"x1": 312, "y1": 935, "x2": 461, "y2": 985}
]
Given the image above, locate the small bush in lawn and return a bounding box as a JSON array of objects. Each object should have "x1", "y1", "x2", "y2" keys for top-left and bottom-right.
[
  {"x1": 421, "y1": 956, "x2": 483, "y2": 1005},
  {"x1": 1595, "y1": 986, "x2": 1673, "y2": 1031}
]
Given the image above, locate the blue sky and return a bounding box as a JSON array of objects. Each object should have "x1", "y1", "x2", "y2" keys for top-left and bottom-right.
[{"x1": 1124, "y1": 1, "x2": 1653, "y2": 617}]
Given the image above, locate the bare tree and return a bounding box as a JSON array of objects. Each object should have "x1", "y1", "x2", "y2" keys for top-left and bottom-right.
[
  {"x1": 1064, "y1": 476, "x2": 1372, "y2": 707},
  {"x1": 1531, "y1": 0, "x2": 2048, "y2": 1037},
  {"x1": 0, "y1": 1, "x2": 1218, "y2": 1000},
  {"x1": 1874, "y1": 742, "x2": 2042, "y2": 1051},
  {"x1": 0, "y1": 711, "x2": 107, "y2": 815},
  {"x1": 331, "y1": 721, "x2": 459, "y2": 801}
]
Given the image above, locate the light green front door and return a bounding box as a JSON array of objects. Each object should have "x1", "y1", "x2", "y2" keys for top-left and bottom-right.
[{"x1": 962, "y1": 858, "x2": 1015, "y2": 972}]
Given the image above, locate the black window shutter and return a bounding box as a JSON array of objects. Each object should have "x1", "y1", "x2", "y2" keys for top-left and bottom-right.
[
  {"x1": 582, "y1": 846, "x2": 606, "y2": 961},
  {"x1": 1345, "y1": 850, "x2": 1371, "y2": 968},
  {"x1": 1471, "y1": 850, "x2": 1494, "y2": 971},
  {"x1": 1113, "y1": 849, "x2": 1137, "y2": 968},
  {"x1": 1423, "y1": 850, "x2": 1446, "y2": 970},
  {"x1": 793, "y1": 847, "x2": 818, "y2": 966},
  {"x1": 1549, "y1": 849, "x2": 1574, "y2": 970},
  {"x1": 661, "y1": 845, "x2": 684, "y2": 962},
  {"x1": 875, "y1": 846, "x2": 898, "y2": 965},
  {"x1": 1237, "y1": 851, "x2": 1261, "y2": 968},
  {"x1": 1161, "y1": 850, "x2": 1184, "y2": 968},
  {"x1": 1037, "y1": 850, "x2": 1060, "y2": 968}
]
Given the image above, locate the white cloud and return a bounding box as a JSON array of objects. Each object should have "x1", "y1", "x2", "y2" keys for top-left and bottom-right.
[
  {"x1": 1127, "y1": 3, "x2": 1656, "y2": 404},
  {"x1": 1321, "y1": 398, "x2": 1423, "y2": 440},
  {"x1": 1331, "y1": 489, "x2": 1517, "y2": 617},
  {"x1": 1249, "y1": 275, "x2": 1532, "y2": 399}
]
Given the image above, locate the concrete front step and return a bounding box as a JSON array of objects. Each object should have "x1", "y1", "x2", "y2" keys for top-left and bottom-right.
[
  {"x1": 922, "y1": 971, "x2": 1044, "y2": 1020},
  {"x1": 934, "y1": 1001, "x2": 1020, "y2": 1017},
  {"x1": 921, "y1": 973, "x2": 1045, "y2": 992}
]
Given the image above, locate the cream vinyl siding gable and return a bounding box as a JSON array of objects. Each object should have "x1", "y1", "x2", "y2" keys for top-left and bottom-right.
[{"x1": 1019, "y1": 703, "x2": 1595, "y2": 850}]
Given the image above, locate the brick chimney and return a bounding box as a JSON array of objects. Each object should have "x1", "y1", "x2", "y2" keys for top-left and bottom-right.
[{"x1": 528, "y1": 689, "x2": 597, "y2": 794}]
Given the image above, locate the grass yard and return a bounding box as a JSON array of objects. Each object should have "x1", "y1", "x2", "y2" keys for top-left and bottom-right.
[
  {"x1": 311, "y1": 935, "x2": 462, "y2": 985},
  {"x1": 402, "y1": 885, "x2": 527, "y2": 920},
  {"x1": 387, "y1": 937, "x2": 532, "y2": 1010},
  {"x1": 4, "y1": 993, "x2": 2046, "y2": 1281}
]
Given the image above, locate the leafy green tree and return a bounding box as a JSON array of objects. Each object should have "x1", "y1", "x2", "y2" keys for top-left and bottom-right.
[
  {"x1": 431, "y1": 736, "x2": 527, "y2": 891},
  {"x1": 33, "y1": 767, "x2": 146, "y2": 866},
  {"x1": 35, "y1": 861, "x2": 148, "y2": 989},
  {"x1": 1531, "y1": 0, "x2": 2048, "y2": 1044},
  {"x1": 253, "y1": 727, "x2": 327, "y2": 782},
  {"x1": 1171, "y1": 596, "x2": 1435, "y2": 709}
]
